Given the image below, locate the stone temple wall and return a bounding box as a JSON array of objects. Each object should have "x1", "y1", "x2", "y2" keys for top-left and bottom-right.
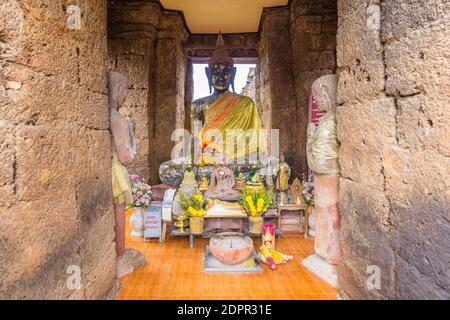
[
  {"x1": 150, "y1": 11, "x2": 189, "y2": 185},
  {"x1": 184, "y1": 59, "x2": 194, "y2": 131},
  {"x1": 108, "y1": 0, "x2": 161, "y2": 181},
  {"x1": 241, "y1": 68, "x2": 256, "y2": 101},
  {"x1": 257, "y1": 7, "x2": 297, "y2": 173},
  {"x1": 186, "y1": 33, "x2": 259, "y2": 61},
  {"x1": 0, "y1": 0, "x2": 117, "y2": 299},
  {"x1": 337, "y1": 0, "x2": 450, "y2": 299},
  {"x1": 108, "y1": 1, "x2": 188, "y2": 185},
  {"x1": 257, "y1": 1, "x2": 337, "y2": 179},
  {"x1": 289, "y1": 0, "x2": 338, "y2": 175}
]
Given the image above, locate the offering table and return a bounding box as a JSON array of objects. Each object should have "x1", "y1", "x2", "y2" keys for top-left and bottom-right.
[
  {"x1": 188, "y1": 212, "x2": 282, "y2": 248},
  {"x1": 277, "y1": 203, "x2": 310, "y2": 238}
]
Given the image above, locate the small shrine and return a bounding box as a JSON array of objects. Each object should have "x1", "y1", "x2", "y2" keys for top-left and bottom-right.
[
  {"x1": 153, "y1": 34, "x2": 312, "y2": 272},
  {"x1": 4, "y1": 0, "x2": 446, "y2": 302}
]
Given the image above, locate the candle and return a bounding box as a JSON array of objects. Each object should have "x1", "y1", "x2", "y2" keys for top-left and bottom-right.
[{"x1": 262, "y1": 223, "x2": 276, "y2": 249}]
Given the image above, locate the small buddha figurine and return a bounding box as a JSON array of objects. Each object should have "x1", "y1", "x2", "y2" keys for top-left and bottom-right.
[
  {"x1": 172, "y1": 167, "x2": 198, "y2": 217},
  {"x1": 234, "y1": 169, "x2": 246, "y2": 192},
  {"x1": 180, "y1": 167, "x2": 197, "y2": 188},
  {"x1": 244, "y1": 166, "x2": 266, "y2": 195},
  {"x1": 276, "y1": 155, "x2": 290, "y2": 191},
  {"x1": 198, "y1": 175, "x2": 209, "y2": 192},
  {"x1": 250, "y1": 172, "x2": 264, "y2": 188},
  {"x1": 290, "y1": 178, "x2": 304, "y2": 205},
  {"x1": 205, "y1": 166, "x2": 241, "y2": 201},
  {"x1": 175, "y1": 214, "x2": 188, "y2": 233},
  {"x1": 264, "y1": 161, "x2": 274, "y2": 189},
  {"x1": 276, "y1": 155, "x2": 291, "y2": 204}
]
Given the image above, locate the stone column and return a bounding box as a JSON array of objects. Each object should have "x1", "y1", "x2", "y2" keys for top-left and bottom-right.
[
  {"x1": 184, "y1": 58, "x2": 194, "y2": 131},
  {"x1": 0, "y1": 0, "x2": 116, "y2": 299},
  {"x1": 108, "y1": 0, "x2": 162, "y2": 181},
  {"x1": 258, "y1": 8, "x2": 297, "y2": 174},
  {"x1": 337, "y1": 0, "x2": 450, "y2": 299},
  {"x1": 150, "y1": 12, "x2": 189, "y2": 185},
  {"x1": 290, "y1": 0, "x2": 338, "y2": 176}
]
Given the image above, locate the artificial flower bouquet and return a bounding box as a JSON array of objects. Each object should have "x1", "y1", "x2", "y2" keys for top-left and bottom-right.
[
  {"x1": 179, "y1": 192, "x2": 205, "y2": 234},
  {"x1": 301, "y1": 174, "x2": 314, "y2": 206},
  {"x1": 179, "y1": 192, "x2": 205, "y2": 218},
  {"x1": 240, "y1": 188, "x2": 273, "y2": 217},
  {"x1": 126, "y1": 174, "x2": 152, "y2": 210}
]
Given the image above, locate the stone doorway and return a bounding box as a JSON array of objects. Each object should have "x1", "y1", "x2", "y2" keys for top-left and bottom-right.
[{"x1": 1, "y1": 0, "x2": 448, "y2": 300}]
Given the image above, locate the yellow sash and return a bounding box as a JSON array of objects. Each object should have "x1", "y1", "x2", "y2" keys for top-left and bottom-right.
[{"x1": 200, "y1": 92, "x2": 266, "y2": 164}]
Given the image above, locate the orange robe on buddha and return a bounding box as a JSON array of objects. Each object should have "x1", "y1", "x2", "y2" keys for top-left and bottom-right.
[{"x1": 197, "y1": 92, "x2": 266, "y2": 165}]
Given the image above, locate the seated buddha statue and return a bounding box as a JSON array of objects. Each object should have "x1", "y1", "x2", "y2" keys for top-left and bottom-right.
[
  {"x1": 191, "y1": 32, "x2": 266, "y2": 166},
  {"x1": 171, "y1": 167, "x2": 199, "y2": 217},
  {"x1": 204, "y1": 166, "x2": 241, "y2": 201},
  {"x1": 159, "y1": 32, "x2": 273, "y2": 186}
]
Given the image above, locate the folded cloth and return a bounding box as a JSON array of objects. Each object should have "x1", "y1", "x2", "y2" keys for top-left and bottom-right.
[
  {"x1": 205, "y1": 199, "x2": 247, "y2": 217},
  {"x1": 112, "y1": 153, "x2": 132, "y2": 206}
]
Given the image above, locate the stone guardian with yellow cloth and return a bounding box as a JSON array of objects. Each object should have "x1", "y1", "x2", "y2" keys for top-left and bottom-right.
[
  {"x1": 302, "y1": 74, "x2": 340, "y2": 288},
  {"x1": 109, "y1": 72, "x2": 145, "y2": 277}
]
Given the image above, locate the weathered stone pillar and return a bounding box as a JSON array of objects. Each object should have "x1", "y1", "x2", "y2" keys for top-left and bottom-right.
[
  {"x1": 184, "y1": 58, "x2": 194, "y2": 131},
  {"x1": 337, "y1": 0, "x2": 450, "y2": 299},
  {"x1": 150, "y1": 12, "x2": 189, "y2": 185},
  {"x1": 0, "y1": 0, "x2": 116, "y2": 299},
  {"x1": 258, "y1": 8, "x2": 297, "y2": 174},
  {"x1": 289, "y1": 0, "x2": 338, "y2": 175},
  {"x1": 108, "y1": 0, "x2": 161, "y2": 181}
]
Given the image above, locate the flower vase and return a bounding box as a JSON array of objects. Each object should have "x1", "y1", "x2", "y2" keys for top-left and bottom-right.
[
  {"x1": 308, "y1": 206, "x2": 316, "y2": 237},
  {"x1": 248, "y1": 216, "x2": 263, "y2": 234},
  {"x1": 189, "y1": 216, "x2": 204, "y2": 235},
  {"x1": 130, "y1": 207, "x2": 144, "y2": 238}
]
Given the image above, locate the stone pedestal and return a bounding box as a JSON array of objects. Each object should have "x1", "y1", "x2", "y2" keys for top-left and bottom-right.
[
  {"x1": 117, "y1": 248, "x2": 146, "y2": 278},
  {"x1": 301, "y1": 254, "x2": 338, "y2": 288},
  {"x1": 313, "y1": 173, "x2": 340, "y2": 265},
  {"x1": 302, "y1": 174, "x2": 340, "y2": 289}
]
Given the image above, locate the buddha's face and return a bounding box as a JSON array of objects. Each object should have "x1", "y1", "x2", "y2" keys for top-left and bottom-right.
[{"x1": 210, "y1": 62, "x2": 233, "y2": 92}]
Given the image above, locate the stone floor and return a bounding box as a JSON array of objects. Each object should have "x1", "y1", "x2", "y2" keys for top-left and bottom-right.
[{"x1": 118, "y1": 210, "x2": 337, "y2": 300}]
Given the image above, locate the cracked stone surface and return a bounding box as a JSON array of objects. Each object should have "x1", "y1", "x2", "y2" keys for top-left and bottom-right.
[
  {"x1": 0, "y1": 0, "x2": 116, "y2": 300},
  {"x1": 1, "y1": 0, "x2": 448, "y2": 300},
  {"x1": 337, "y1": 0, "x2": 450, "y2": 300}
]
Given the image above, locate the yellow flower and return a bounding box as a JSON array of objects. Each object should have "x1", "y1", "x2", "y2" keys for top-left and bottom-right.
[
  {"x1": 191, "y1": 208, "x2": 204, "y2": 217},
  {"x1": 249, "y1": 201, "x2": 257, "y2": 215},
  {"x1": 194, "y1": 195, "x2": 203, "y2": 203},
  {"x1": 257, "y1": 198, "x2": 264, "y2": 211},
  {"x1": 188, "y1": 206, "x2": 196, "y2": 216},
  {"x1": 245, "y1": 196, "x2": 253, "y2": 204}
]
